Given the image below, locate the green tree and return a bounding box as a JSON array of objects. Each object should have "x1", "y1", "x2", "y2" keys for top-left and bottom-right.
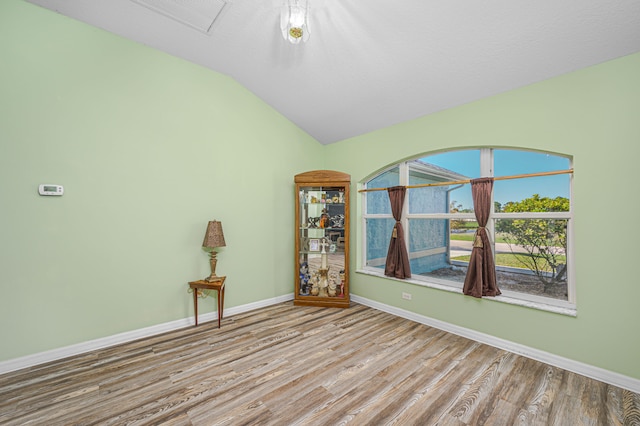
[{"x1": 495, "y1": 194, "x2": 569, "y2": 292}]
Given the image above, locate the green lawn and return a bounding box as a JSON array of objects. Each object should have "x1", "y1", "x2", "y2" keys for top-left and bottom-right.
[{"x1": 451, "y1": 233, "x2": 509, "y2": 244}]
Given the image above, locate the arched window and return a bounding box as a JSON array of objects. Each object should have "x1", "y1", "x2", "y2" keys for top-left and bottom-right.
[{"x1": 362, "y1": 148, "x2": 574, "y2": 309}]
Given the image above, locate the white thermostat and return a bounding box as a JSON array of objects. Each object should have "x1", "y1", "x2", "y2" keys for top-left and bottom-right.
[{"x1": 38, "y1": 184, "x2": 64, "y2": 196}]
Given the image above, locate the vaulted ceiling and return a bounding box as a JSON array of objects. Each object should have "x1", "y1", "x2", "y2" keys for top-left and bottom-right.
[{"x1": 26, "y1": 0, "x2": 640, "y2": 144}]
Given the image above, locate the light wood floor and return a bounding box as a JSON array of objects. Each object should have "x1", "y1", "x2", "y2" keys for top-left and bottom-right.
[{"x1": 1, "y1": 302, "x2": 638, "y2": 425}]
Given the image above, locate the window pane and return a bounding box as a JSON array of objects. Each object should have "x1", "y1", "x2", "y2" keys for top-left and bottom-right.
[
  {"x1": 365, "y1": 218, "x2": 395, "y2": 269},
  {"x1": 494, "y1": 150, "x2": 570, "y2": 177},
  {"x1": 417, "y1": 221, "x2": 476, "y2": 284},
  {"x1": 494, "y1": 175, "x2": 570, "y2": 213},
  {"x1": 418, "y1": 150, "x2": 481, "y2": 178},
  {"x1": 410, "y1": 151, "x2": 480, "y2": 214},
  {"x1": 366, "y1": 167, "x2": 399, "y2": 214},
  {"x1": 408, "y1": 219, "x2": 475, "y2": 281},
  {"x1": 409, "y1": 187, "x2": 450, "y2": 214},
  {"x1": 494, "y1": 218, "x2": 568, "y2": 301},
  {"x1": 494, "y1": 150, "x2": 571, "y2": 213},
  {"x1": 409, "y1": 185, "x2": 474, "y2": 214}
]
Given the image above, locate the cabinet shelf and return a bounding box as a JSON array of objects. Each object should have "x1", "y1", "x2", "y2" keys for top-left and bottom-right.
[
  {"x1": 299, "y1": 227, "x2": 345, "y2": 231},
  {"x1": 302, "y1": 202, "x2": 345, "y2": 206},
  {"x1": 299, "y1": 250, "x2": 346, "y2": 255}
]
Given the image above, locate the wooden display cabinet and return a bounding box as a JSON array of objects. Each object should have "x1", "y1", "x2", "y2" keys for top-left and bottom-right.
[{"x1": 294, "y1": 170, "x2": 350, "y2": 308}]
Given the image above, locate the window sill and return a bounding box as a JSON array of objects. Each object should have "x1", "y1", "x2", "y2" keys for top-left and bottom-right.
[{"x1": 355, "y1": 269, "x2": 577, "y2": 317}]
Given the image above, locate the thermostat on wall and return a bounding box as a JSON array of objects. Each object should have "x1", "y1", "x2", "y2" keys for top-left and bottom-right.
[{"x1": 38, "y1": 184, "x2": 64, "y2": 196}]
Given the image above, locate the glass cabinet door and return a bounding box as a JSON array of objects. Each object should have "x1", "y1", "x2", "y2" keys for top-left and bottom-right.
[{"x1": 294, "y1": 171, "x2": 350, "y2": 308}]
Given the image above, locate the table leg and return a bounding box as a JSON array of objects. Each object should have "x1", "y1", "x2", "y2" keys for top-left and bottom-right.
[
  {"x1": 193, "y1": 289, "x2": 199, "y2": 326},
  {"x1": 216, "y1": 289, "x2": 221, "y2": 328},
  {"x1": 221, "y1": 286, "x2": 225, "y2": 320}
]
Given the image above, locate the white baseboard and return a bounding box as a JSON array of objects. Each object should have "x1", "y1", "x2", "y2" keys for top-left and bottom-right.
[
  {"x1": 0, "y1": 293, "x2": 294, "y2": 376},
  {"x1": 351, "y1": 294, "x2": 640, "y2": 394}
]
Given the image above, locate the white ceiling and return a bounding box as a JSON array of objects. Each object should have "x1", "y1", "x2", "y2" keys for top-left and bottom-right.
[{"x1": 25, "y1": 0, "x2": 640, "y2": 144}]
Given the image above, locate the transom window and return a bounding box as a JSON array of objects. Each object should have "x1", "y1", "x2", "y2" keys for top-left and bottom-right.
[{"x1": 362, "y1": 148, "x2": 574, "y2": 309}]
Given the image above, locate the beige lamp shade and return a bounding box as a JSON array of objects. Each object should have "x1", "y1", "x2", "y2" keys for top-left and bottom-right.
[{"x1": 202, "y1": 220, "x2": 226, "y2": 248}]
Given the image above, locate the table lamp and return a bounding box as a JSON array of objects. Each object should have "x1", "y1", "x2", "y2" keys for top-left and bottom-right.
[{"x1": 202, "y1": 220, "x2": 226, "y2": 282}]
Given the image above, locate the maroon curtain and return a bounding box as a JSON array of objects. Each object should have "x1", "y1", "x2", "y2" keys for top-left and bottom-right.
[
  {"x1": 385, "y1": 186, "x2": 411, "y2": 279},
  {"x1": 463, "y1": 178, "x2": 501, "y2": 298}
]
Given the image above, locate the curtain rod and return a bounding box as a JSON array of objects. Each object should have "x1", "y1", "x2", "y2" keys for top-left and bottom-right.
[{"x1": 358, "y1": 169, "x2": 573, "y2": 193}]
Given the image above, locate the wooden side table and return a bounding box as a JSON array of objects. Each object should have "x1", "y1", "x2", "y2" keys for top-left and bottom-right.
[{"x1": 189, "y1": 276, "x2": 226, "y2": 328}]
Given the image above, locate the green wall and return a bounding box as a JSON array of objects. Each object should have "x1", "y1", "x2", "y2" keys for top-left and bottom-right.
[
  {"x1": 2, "y1": 0, "x2": 639, "y2": 384},
  {"x1": 0, "y1": 1, "x2": 322, "y2": 360},
  {"x1": 326, "y1": 52, "x2": 640, "y2": 380}
]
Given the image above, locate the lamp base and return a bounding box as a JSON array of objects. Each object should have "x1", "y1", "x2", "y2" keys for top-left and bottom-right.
[{"x1": 205, "y1": 250, "x2": 221, "y2": 282}]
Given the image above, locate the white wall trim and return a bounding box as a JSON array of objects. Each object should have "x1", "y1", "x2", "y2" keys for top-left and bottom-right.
[
  {"x1": 351, "y1": 294, "x2": 640, "y2": 394},
  {"x1": 0, "y1": 293, "x2": 294, "y2": 376}
]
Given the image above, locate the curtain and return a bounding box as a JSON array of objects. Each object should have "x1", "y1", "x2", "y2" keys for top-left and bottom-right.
[
  {"x1": 463, "y1": 178, "x2": 501, "y2": 298},
  {"x1": 385, "y1": 186, "x2": 411, "y2": 279}
]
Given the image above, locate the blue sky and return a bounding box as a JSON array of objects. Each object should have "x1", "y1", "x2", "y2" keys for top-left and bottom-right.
[{"x1": 420, "y1": 149, "x2": 571, "y2": 210}]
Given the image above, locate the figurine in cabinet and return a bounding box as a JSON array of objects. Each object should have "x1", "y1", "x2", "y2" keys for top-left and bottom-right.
[
  {"x1": 328, "y1": 273, "x2": 338, "y2": 297},
  {"x1": 330, "y1": 214, "x2": 345, "y2": 228},
  {"x1": 319, "y1": 212, "x2": 329, "y2": 229},
  {"x1": 310, "y1": 272, "x2": 320, "y2": 296},
  {"x1": 307, "y1": 216, "x2": 319, "y2": 228},
  {"x1": 299, "y1": 262, "x2": 310, "y2": 295}
]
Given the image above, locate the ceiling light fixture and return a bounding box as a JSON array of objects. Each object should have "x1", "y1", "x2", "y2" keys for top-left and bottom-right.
[{"x1": 281, "y1": 0, "x2": 310, "y2": 44}]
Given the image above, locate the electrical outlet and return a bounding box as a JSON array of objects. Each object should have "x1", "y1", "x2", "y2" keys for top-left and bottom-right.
[{"x1": 402, "y1": 292, "x2": 412, "y2": 300}]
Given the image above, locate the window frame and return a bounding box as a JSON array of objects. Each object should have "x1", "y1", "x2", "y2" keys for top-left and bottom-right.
[{"x1": 360, "y1": 148, "x2": 575, "y2": 312}]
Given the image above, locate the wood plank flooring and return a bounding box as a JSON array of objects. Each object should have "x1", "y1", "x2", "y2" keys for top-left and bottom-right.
[{"x1": 1, "y1": 302, "x2": 639, "y2": 425}]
